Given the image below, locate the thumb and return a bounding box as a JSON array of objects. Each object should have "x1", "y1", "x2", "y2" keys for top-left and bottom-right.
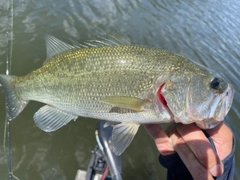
[{"x1": 204, "y1": 122, "x2": 233, "y2": 160}]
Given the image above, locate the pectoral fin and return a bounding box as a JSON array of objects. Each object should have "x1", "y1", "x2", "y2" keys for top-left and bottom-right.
[
  {"x1": 111, "y1": 122, "x2": 140, "y2": 155},
  {"x1": 34, "y1": 105, "x2": 78, "y2": 132},
  {"x1": 100, "y1": 96, "x2": 150, "y2": 112}
]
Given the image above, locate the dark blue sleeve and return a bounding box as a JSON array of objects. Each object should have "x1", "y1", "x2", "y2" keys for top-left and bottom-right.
[{"x1": 159, "y1": 134, "x2": 235, "y2": 180}]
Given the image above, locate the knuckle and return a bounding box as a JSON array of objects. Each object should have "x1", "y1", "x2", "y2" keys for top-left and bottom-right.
[
  {"x1": 176, "y1": 123, "x2": 185, "y2": 134},
  {"x1": 173, "y1": 138, "x2": 186, "y2": 150},
  {"x1": 196, "y1": 154, "x2": 208, "y2": 165}
]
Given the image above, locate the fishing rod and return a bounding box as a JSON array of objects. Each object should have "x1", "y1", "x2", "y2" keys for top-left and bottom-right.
[{"x1": 3, "y1": 0, "x2": 13, "y2": 179}]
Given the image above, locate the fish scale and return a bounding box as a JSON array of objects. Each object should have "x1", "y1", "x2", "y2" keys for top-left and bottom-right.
[{"x1": 0, "y1": 34, "x2": 234, "y2": 155}]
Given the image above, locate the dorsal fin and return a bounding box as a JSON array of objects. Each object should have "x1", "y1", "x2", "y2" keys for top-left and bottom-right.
[
  {"x1": 44, "y1": 34, "x2": 75, "y2": 60},
  {"x1": 43, "y1": 33, "x2": 132, "y2": 64},
  {"x1": 82, "y1": 33, "x2": 132, "y2": 47}
]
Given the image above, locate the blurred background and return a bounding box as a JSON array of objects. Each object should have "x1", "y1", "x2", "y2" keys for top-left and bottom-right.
[{"x1": 0, "y1": 0, "x2": 239, "y2": 179}]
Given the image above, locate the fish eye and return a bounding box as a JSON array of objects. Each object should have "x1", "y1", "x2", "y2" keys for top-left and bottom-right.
[{"x1": 210, "y1": 77, "x2": 227, "y2": 93}]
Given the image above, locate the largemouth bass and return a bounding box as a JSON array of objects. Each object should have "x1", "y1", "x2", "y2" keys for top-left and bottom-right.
[{"x1": 0, "y1": 35, "x2": 234, "y2": 155}]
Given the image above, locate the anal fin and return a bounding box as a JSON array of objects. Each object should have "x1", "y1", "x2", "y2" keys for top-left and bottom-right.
[{"x1": 33, "y1": 105, "x2": 78, "y2": 132}]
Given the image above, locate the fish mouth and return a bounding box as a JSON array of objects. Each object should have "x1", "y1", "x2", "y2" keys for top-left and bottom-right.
[
  {"x1": 195, "y1": 118, "x2": 222, "y2": 129},
  {"x1": 212, "y1": 84, "x2": 234, "y2": 121},
  {"x1": 192, "y1": 84, "x2": 234, "y2": 129}
]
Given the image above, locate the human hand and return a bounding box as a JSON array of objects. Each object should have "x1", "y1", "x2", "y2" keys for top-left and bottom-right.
[{"x1": 144, "y1": 122, "x2": 233, "y2": 180}]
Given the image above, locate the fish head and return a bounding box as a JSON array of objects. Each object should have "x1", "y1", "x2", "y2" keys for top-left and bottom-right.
[{"x1": 156, "y1": 72, "x2": 234, "y2": 129}]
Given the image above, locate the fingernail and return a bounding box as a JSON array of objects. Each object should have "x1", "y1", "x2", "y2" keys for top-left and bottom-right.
[{"x1": 210, "y1": 163, "x2": 224, "y2": 177}]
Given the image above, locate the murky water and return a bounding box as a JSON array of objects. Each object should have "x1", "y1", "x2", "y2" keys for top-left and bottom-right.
[{"x1": 0, "y1": 0, "x2": 240, "y2": 179}]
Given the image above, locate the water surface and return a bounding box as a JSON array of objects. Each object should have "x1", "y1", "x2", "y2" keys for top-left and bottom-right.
[{"x1": 0, "y1": 0, "x2": 240, "y2": 179}]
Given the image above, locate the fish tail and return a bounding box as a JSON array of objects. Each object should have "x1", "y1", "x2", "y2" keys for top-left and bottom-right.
[{"x1": 0, "y1": 74, "x2": 29, "y2": 120}]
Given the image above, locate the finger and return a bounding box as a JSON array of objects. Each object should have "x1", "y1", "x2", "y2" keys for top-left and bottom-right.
[
  {"x1": 176, "y1": 123, "x2": 223, "y2": 177},
  {"x1": 144, "y1": 124, "x2": 174, "y2": 155},
  {"x1": 172, "y1": 134, "x2": 214, "y2": 180},
  {"x1": 204, "y1": 122, "x2": 233, "y2": 160}
]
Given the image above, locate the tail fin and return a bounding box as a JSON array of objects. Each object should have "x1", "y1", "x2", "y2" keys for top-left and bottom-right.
[{"x1": 0, "y1": 74, "x2": 29, "y2": 120}]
